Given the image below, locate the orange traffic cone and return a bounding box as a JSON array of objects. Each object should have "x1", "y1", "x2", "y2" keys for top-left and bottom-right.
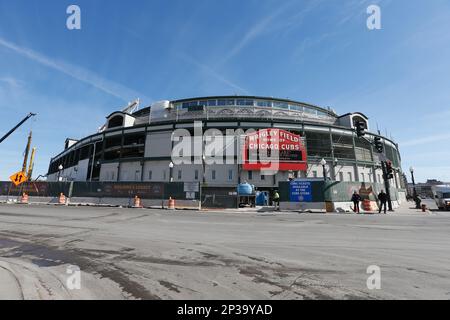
[
  {"x1": 21, "y1": 193, "x2": 29, "y2": 204},
  {"x1": 59, "y1": 193, "x2": 66, "y2": 205},
  {"x1": 168, "y1": 197, "x2": 175, "y2": 210},
  {"x1": 133, "y1": 195, "x2": 142, "y2": 208}
]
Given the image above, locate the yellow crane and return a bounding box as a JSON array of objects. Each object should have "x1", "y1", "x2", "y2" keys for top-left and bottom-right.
[
  {"x1": 21, "y1": 131, "x2": 37, "y2": 180},
  {"x1": 27, "y1": 147, "x2": 36, "y2": 180}
]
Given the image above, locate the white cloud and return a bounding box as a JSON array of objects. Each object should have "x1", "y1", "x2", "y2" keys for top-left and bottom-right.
[
  {"x1": 179, "y1": 54, "x2": 249, "y2": 95},
  {"x1": 0, "y1": 77, "x2": 23, "y2": 88},
  {"x1": 400, "y1": 133, "x2": 450, "y2": 147},
  {"x1": 0, "y1": 37, "x2": 152, "y2": 103},
  {"x1": 406, "y1": 166, "x2": 450, "y2": 183},
  {"x1": 219, "y1": 1, "x2": 299, "y2": 65}
]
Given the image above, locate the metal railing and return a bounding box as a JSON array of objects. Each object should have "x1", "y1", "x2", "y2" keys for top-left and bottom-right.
[{"x1": 149, "y1": 106, "x2": 336, "y2": 125}]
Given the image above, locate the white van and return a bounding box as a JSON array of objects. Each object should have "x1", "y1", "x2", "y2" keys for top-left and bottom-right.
[{"x1": 431, "y1": 185, "x2": 450, "y2": 211}]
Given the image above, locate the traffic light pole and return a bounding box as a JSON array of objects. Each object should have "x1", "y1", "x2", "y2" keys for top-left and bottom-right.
[
  {"x1": 381, "y1": 161, "x2": 393, "y2": 211},
  {"x1": 355, "y1": 123, "x2": 394, "y2": 212}
]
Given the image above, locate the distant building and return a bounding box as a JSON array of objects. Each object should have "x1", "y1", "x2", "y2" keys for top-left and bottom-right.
[{"x1": 408, "y1": 179, "x2": 447, "y2": 198}]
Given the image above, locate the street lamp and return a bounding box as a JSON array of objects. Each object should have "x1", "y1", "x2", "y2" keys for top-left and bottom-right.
[
  {"x1": 409, "y1": 166, "x2": 420, "y2": 209},
  {"x1": 169, "y1": 161, "x2": 174, "y2": 182},
  {"x1": 320, "y1": 158, "x2": 327, "y2": 182},
  {"x1": 199, "y1": 154, "x2": 206, "y2": 211},
  {"x1": 57, "y1": 164, "x2": 64, "y2": 182}
]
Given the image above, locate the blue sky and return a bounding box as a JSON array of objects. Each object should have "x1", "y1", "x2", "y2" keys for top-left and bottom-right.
[{"x1": 0, "y1": 0, "x2": 449, "y2": 182}]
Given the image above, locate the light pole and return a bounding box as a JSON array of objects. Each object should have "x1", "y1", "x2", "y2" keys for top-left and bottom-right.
[
  {"x1": 163, "y1": 161, "x2": 174, "y2": 209},
  {"x1": 199, "y1": 155, "x2": 205, "y2": 210},
  {"x1": 169, "y1": 161, "x2": 174, "y2": 183},
  {"x1": 410, "y1": 166, "x2": 420, "y2": 209},
  {"x1": 57, "y1": 164, "x2": 63, "y2": 182},
  {"x1": 320, "y1": 158, "x2": 328, "y2": 210},
  {"x1": 320, "y1": 158, "x2": 327, "y2": 182}
]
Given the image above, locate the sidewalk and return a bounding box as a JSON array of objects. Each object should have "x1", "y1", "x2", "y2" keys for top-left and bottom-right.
[{"x1": 206, "y1": 202, "x2": 435, "y2": 215}]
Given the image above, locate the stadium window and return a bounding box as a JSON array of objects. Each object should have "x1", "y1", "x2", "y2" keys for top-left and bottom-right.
[
  {"x1": 148, "y1": 171, "x2": 152, "y2": 180},
  {"x1": 163, "y1": 170, "x2": 166, "y2": 181},
  {"x1": 121, "y1": 146, "x2": 144, "y2": 159},
  {"x1": 312, "y1": 170, "x2": 318, "y2": 178},
  {"x1": 306, "y1": 132, "x2": 332, "y2": 158},
  {"x1": 195, "y1": 170, "x2": 199, "y2": 180},
  {"x1": 228, "y1": 170, "x2": 233, "y2": 181},
  {"x1": 304, "y1": 107, "x2": 318, "y2": 115},
  {"x1": 332, "y1": 134, "x2": 355, "y2": 160},
  {"x1": 178, "y1": 170, "x2": 182, "y2": 180},
  {"x1": 273, "y1": 102, "x2": 289, "y2": 110},
  {"x1": 248, "y1": 171, "x2": 253, "y2": 180},
  {"x1": 261, "y1": 174, "x2": 265, "y2": 180},
  {"x1": 105, "y1": 136, "x2": 122, "y2": 149},
  {"x1": 339, "y1": 172, "x2": 344, "y2": 182},
  {"x1": 256, "y1": 100, "x2": 272, "y2": 107},
  {"x1": 207, "y1": 100, "x2": 217, "y2": 106},
  {"x1": 289, "y1": 104, "x2": 303, "y2": 112},
  {"x1": 108, "y1": 115, "x2": 124, "y2": 128},
  {"x1": 237, "y1": 99, "x2": 254, "y2": 106},
  {"x1": 218, "y1": 99, "x2": 235, "y2": 106},
  {"x1": 124, "y1": 133, "x2": 145, "y2": 146},
  {"x1": 212, "y1": 170, "x2": 216, "y2": 180}
]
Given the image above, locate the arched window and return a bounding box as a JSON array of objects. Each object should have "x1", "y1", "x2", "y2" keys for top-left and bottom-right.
[
  {"x1": 108, "y1": 115, "x2": 124, "y2": 128},
  {"x1": 352, "y1": 116, "x2": 367, "y2": 129}
]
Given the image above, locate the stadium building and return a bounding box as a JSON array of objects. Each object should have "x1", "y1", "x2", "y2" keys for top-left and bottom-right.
[{"x1": 46, "y1": 96, "x2": 405, "y2": 197}]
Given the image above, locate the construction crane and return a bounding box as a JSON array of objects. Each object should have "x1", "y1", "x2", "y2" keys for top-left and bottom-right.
[
  {"x1": 22, "y1": 131, "x2": 33, "y2": 173},
  {"x1": 0, "y1": 113, "x2": 36, "y2": 145},
  {"x1": 27, "y1": 147, "x2": 37, "y2": 180},
  {"x1": 20, "y1": 130, "x2": 37, "y2": 180}
]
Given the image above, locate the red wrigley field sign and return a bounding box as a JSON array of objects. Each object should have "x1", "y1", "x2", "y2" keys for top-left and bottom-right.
[{"x1": 242, "y1": 129, "x2": 307, "y2": 171}]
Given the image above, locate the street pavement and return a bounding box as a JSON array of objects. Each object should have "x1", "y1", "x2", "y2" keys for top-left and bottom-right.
[{"x1": 0, "y1": 203, "x2": 449, "y2": 300}]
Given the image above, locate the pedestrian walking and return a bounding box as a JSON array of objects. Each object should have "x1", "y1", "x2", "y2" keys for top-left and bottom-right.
[
  {"x1": 351, "y1": 191, "x2": 361, "y2": 213},
  {"x1": 273, "y1": 190, "x2": 280, "y2": 211},
  {"x1": 378, "y1": 190, "x2": 388, "y2": 214}
]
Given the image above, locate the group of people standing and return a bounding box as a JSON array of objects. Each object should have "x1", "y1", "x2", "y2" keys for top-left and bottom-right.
[{"x1": 351, "y1": 190, "x2": 388, "y2": 214}]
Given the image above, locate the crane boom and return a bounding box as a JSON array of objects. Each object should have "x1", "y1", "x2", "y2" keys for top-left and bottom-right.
[{"x1": 0, "y1": 113, "x2": 36, "y2": 145}]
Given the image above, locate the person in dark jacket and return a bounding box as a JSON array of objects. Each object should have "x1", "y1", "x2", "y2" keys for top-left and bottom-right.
[
  {"x1": 351, "y1": 191, "x2": 361, "y2": 213},
  {"x1": 378, "y1": 190, "x2": 388, "y2": 214}
]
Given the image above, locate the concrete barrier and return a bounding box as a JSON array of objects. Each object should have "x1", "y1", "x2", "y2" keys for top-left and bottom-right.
[{"x1": 280, "y1": 201, "x2": 326, "y2": 212}]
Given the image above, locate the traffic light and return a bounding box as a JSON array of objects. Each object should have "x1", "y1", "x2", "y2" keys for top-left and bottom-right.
[
  {"x1": 374, "y1": 137, "x2": 383, "y2": 153},
  {"x1": 355, "y1": 121, "x2": 365, "y2": 137},
  {"x1": 385, "y1": 160, "x2": 394, "y2": 179}
]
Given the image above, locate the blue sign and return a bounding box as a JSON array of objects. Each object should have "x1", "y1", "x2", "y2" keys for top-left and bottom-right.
[{"x1": 289, "y1": 180, "x2": 312, "y2": 202}]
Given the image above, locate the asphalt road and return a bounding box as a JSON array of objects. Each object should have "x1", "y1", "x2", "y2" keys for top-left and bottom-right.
[{"x1": 0, "y1": 204, "x2": 449, "y2": 300}]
